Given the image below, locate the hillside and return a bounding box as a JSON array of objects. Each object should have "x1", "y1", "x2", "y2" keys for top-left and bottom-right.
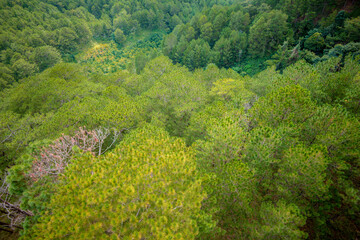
[{"x1": 0, "y1": 0, "x2": 360, "y2": 239}]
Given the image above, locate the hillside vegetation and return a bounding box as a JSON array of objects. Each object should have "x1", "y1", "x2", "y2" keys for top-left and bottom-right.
[{"x1": 0, "y1": 0, "x2": 359, "y2": 239}]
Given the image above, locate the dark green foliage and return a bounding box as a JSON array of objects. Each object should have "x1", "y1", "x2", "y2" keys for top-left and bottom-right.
[
  {"x1": 248, "y1": 10, "x2": 292, "y2": 57},
  {"x1": 183, "y1": 39, "x2": 211, "y2": 70},
  {"x1": 0, "y1": 0, "x2": 230, "y2": 85},
  {"x1": 304, "y1": 32, "x2": 326, "y2": 54},
  {"x1": 32, "y1": 46, "x2": 62, "y2": 72},
  {"x1": 0, "y1": 1, "x2": 94, "y2": 83},
  {"x1": 113, "y1": 28, "x2": 126, "y2": 45},
  {"x1": 163, "y1": 4, "x2": 253, "y2": 72},
  {"x1": 344, "y1": 16, "x2": 360, "y2": 41},
  {"x1": 11, "y1": 59, "x2": 38, "y2": 80},
  {"x1": 163, "y1": 2, "x2": 310, "y2": 75},
  {"x1": 266, "y1": 42, "x2": 300, "y2": 71},
  {"x1": 162, "y1": 0, "x2": 359, "y2": 74}
]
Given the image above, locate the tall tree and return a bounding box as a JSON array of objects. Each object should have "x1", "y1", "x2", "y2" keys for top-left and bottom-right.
[{"x1": 248, "y1": 10, "x2": 291, "y2": 57}]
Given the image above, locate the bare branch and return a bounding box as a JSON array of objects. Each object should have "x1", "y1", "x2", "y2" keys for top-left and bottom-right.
[
  {"x1": 29, "y1": 126, "x2": 120, "y2": 181},
  {"x1": 0, "y1": 175, "x2": 32, "y2": 230}
]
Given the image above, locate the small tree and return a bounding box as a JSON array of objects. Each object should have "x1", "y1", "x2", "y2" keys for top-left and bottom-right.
[
  {"x1": 304, "y1": 32, "x2": 326, "y2": 54},
  {"x1": 33, "y1": 46, "x2": 62, "y2": 72},
  {"x1": 114, "y1": 28, "x2": 126, "y2": 45}
]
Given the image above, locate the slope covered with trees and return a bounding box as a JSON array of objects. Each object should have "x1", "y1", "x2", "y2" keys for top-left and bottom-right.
[
  {"x1": 0, "y1": 0, "x2": 234, "y2": 89},
  {"x1": 163, "y1": 0, "x2": 360, "y2": 74},
  {"x1": 0, "y1": 0, "x2": 360, "y2": 239},
  {"x1": 1, "y1": 55, "x2": 359, "y2": 239}
]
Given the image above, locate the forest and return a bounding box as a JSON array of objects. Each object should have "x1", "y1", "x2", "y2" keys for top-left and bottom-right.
[{"x1": 0, "y1": 0, "x2": 359, "y2": 239}]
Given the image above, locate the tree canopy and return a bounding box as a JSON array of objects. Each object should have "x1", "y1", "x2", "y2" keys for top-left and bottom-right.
[{"x1": 1, "y1": 0, "x2": 360, "y2": 239}]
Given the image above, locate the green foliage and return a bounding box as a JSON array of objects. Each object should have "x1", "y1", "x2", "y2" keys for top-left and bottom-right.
[
  {"x1": 183, "y1": 39, "x2": 211, "y2": 70},
  {"x1": 32, "y1": 46, "x2": 62, "y2": 72},
  {"x1": 0, "y1": 111, "x2": 47, "y2": 170},
  {"x1": 0, "y1": 0, "x2": 233, "y2": 84},
  {"x1": 56, "y1": 27, "x2": 79, "y2": 53},
  {"x1": 344, "y1": 16, "x2": 360, "y2": 42},
  {"x1": 1, "y1": 1, "x2": 360, "y2": 239},
  {"x1": 229, "y1": 10, "x2": 250, "y2": 32},
  {"x1": 113, "y1": 29, "x2": 126, "y2": 45},
  {"x1": 2, "y1": 63, "x2": 100, "y2": 115},
  {"x1": 23, "y1": 125, "x2": 214, "y2": 239},
  {"x1": 113, "y1": 10, "x2": 140, "y2": 35},
  {"x1": 304, "y1": 32, "x2": 326, "y2": 54},
  {"x1": 0, "y1": 63, "x2": 15, "y2": 89},
  {"x1": 256, "y1": 0, "x2": 358, "y2": 29},
  {"x1": 209, "y1": 78, "x2": 254, "y2": 108},
  {"x1": 243, "y1": 65, "x2": 279, "y2": 96},
  {"x1": 0, "y1": 62, "x2": 145, "y2": 173},
  {"x1": 250, "y1": 201, "x2": 307, "y2": 239},
  {"x1": 249, "y1": 10, "x2": 291, "y2": 58},
  {"x1": 185, "y1": 101, "x2": 234, "y2": 144},
  {"x1": 250, "y1": 85, "x2": 315, "y2": 128},
  {"x1": 193, "y1": 109, "x2": 254, "y2": 238},
  {"x1": 277, "y1": 144, "x2": 329, "y2": 201},
  {"x1": 0, "y1": 0, "x2": 94, "y2": 81},
  {"x1": 272, "y1": 55, "x2": 360, "y2": 114},
  {"x1": 12, "y1": 59, "x2": 38, "y2": 80},
  {"x1": 80, "y1": 32, "x2": 164, "y2": 74},
  {"x1": 315, "y1": 56, "x2": 360, "y2": 105},
  {"x1": 298, "y1": 103, "x2": 360, "y2": 238},
  {"x1": 212, "y1": 31, "x2": 248, "y2": 68},
  {"x1": 163, "y1": 4, "x2": 253, "y2": 72},
  {"x1": 343, "y1": 71, "x2": 360, "y2": 114},
  {"x1": 266, "y1": 42, "x2": 300, "y2": 71},
  {"x1": 142, "y1": 57, "x2": 208, "y2": 136},
  {"x1": 36, "y1": 92, "x2": 142, "y2": 140}
]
